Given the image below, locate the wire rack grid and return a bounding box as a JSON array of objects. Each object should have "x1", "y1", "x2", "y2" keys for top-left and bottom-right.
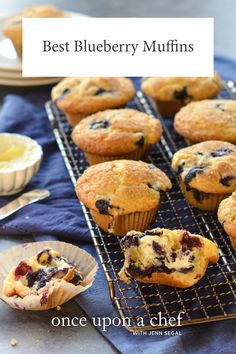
[{"x1": 45, "y1": 81, "x2": 236, "y2": 332}]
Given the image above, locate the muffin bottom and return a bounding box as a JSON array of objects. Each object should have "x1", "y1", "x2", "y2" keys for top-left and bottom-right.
[
  {"x1": 84, "y1": 145, "x2": 151, "y2": 165},
  {"x1": 90, "y1": 206, "x2": 159, "y2": 236},
  {"x1": 180, "y1": 181, "x2": 229, "y2": 211},
  {"x1": 228, "y1": 234, "x2": 236, "y2": 250},
  {"x1": 11, "y1": 39, "x2": 22, "y2": 58},
  {"x1": 154, "y1": 100, "x2": 185, "y2": 118}
]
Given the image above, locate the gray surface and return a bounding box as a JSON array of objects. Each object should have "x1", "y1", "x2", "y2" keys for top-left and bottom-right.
[{"x1": 0, "y1": 1, "x2": 235, "y2": 354}]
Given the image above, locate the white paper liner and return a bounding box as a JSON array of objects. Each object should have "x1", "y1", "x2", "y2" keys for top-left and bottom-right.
[{"x1": 0, "y1": 241, "x2": 98, "y2": 311}]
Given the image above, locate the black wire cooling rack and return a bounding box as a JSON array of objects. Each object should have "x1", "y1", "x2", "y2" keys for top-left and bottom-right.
[{"x1": 45, "y1": 81, "x2": 236, "y2": 332}]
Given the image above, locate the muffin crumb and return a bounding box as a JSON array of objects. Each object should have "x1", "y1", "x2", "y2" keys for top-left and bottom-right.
[{"x1": 10, "y1": 338, "x2": 17, "y2": 346}]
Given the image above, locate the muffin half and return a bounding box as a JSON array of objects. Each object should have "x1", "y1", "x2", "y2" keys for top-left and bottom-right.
[
  {"x1": 141, "y1": 75, "x2": 221, "y2": 118},
  {"x1": 174, "y1": 99, "x2": 236, "y2": 144},
  {"x1": 52, "y1": 77, "x2": 136, "y2": 125},
  {"x1": 75, "y1": 160, "x2": 172, "y2": 235},
  {"x1": 119, "y1": 228, "x2": 219, "y2": 287},
  {"x1": 72, "y1": 108, "x2": 162, "y2": 165},
  {"x1": 172, "y1": 141, "x2": 236, "y2": 210}
]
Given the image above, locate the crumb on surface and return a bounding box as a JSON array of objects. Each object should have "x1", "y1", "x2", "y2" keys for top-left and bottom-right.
[
  {"x1": 10, "y1": 338, "x2": 17, "y2": 346},
  {"x1": 56, "y1": 306, "x2": 61, "y2": 311}
]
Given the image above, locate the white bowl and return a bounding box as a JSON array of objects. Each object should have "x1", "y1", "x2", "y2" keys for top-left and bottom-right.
[{"x1": 0, "y1": 133, "x2": 43, "y2": 195}]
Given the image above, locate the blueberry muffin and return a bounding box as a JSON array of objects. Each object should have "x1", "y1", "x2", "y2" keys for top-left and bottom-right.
[
  {"x1": 218, "y1": 192, "x2": 236, "y2": 250},
  {"x1": 119, "y1": 228, "x2": 219, "y2": 287},
  {"x1": 51, "y1": 77, "x2": 136, "y2": 126},
  {"x1": 3, "y1": 248, "x2": 82, "y2": 299},
  {"x1": 141, "y1": 75, "x2": 222, "y2": 118},
  {"x1": 75, "y1": 160, "x2": 172, "y2": 236},
  {"x1": 174, "y1": 99, "x2": 236, "y2": 144},
  {"x1": 72, "y1": 108, "x2": 162, "y2": 165},
  {"x1": 171, "y1": 141, "x2": 236, "y2": 210},
  {"x1": 3, "y1": 5, "x2": 65, "y2": 58}
]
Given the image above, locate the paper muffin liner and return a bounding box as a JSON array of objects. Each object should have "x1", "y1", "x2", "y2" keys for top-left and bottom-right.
[
  {"x1": 84, "y1": 145, "x2": 151, "y2": 165},
  {"x1": 154, "y1": 99, "x2": 184, "y2": 118},
  {"x1": 90, "y1": 205, "x2": 159, "y2": 236},
  {"x1": 0, "y1": 241, "x2": 98, "y2": 311},
  {"x1": 180, "y1": 180, "x2": 229, "y2": 211}
]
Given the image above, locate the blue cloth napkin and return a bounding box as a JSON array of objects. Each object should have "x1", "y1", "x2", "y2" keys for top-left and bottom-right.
[{"x1": 0, "y1": 57, "x2": 236, "y2": 354}]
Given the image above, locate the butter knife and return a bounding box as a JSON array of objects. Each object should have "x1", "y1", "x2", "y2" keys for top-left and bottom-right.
[{"x1": 0, "y1": 189, "x2": 50, "y2": 221}]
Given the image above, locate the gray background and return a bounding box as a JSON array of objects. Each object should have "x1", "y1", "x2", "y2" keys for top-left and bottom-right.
[{"x1": 0, "y1": 1, "x2": 235, "y2": 353}]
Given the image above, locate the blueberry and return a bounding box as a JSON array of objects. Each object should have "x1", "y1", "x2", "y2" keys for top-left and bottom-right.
[
  {"x1": 152, "y1": 241, "x2": 165, "y2": 256},
  {"x1": 173, "y1": 86, "x2": 191, "y2": 101},
  {"x1": 181, "y1": 231, "x2": 202, "y2": 251},
  {"x1": 94, "y1": 88, "x2": 110, "y2": 96},
  {"x1": 220, "y1": 175, "x2": 236, "y2": 187},
  {"x1": 215, "y1": 103, "x2": 225, "y2": 112},
  {"x1": 178, "y1": 265, "x2": 194, "y2": 273},
  {"x1": 37, "y1": 249, "x2": 52, "y2": 265},
  {"x1": 176, "y1": 162, "x2": 185, "y2": 175},
  {"x1": 184, "y1": 166, "x2": 205, "y2": 186},
  {"x1": 170, "y1": 251, "x2": 177, "y2": 261},
  {"x1": 135, "y1": 136, "x2": 145, "y2": 148},
  {"x1": 89, "y1": 120, "x2": 110, "y2": 130},
  {"x1": 121, "y1": 235, "x2": 140, "y2": 249},
  {"x1": 70, "y1": 271, "x2": 83, "y2": 285},
  {"x1": 210, "y1": 147, "x2": 232, "y2": 158},
  {"x1": 95, "y1": 199, "x2": 111, "y2": 215},
  {"x1": 57, "y1": 87, "x2": 72, "y2": 101},
  {"x1": 144, "y1": 229, "x2": 163, "y2": 236},
  {"x1": 26, "y1": 269, "x2": 47, "y2": 288}
]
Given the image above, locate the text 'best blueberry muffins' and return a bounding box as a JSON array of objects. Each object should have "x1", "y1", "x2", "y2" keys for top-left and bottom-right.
[
  {"x1": 218, "y1": 192, "x2": 236, "y2": 250},
  {"x1": 174, "y1": 99, "x2": 236, "y2": 144},
  {"x1": 119, "y1": 228, "x2": 219, "y2": 288},
  {"x1": 171, "y1": 141, "x2": 236, "y2": 211},
  {"x1": 3, "y1": 4, "x2": 65, "y2": 58},
  {"x1": 75, "y1": 160, "x2": 172, "y2": 236},
  {"x1": 72, "y1": 108, "x2": 162, "y2": 165},
  {"x1": 51, "y1": 77, "x2": 136, "y2": 126},
  {"x1": 141, "y1": 75, "x2": 222, "y2": 118}
]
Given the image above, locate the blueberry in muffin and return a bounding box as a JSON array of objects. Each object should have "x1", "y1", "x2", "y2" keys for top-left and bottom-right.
[
  {"x1": 72, "y1": 108, "x2": 162, "y2": 165},
  {"x1": 3, "y1": 248, "x2": 82, "y2": 302},
  {"x1": 174, "y1": 99, "x2": 236, "y2": 144},
  {"x1": 75, "y1": 160, "x2": 172, "y2": 235},
  {"x1": 141, "y1": 75, "x2": 222, "y2": 118},
  {"x1": 51, "y1": 77, "x2": 136, "y2": 126},
  {"x1": 3, "y1": 5, "x2": 65, "y2": 58},
  {"x1": 119, "y1": 228, "x2": 219, "y2": 287},
  {"x1": 218, "y1": 192, "x2": 236, "y2": 250},
  {"x1": 171, "y1": 141, "x2": 236, "y2": 210}
]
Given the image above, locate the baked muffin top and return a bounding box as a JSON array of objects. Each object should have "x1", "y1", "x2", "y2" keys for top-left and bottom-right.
[
  {"x1": 218, "y1": 192, "x2": 236, "y2": 239},
  {"x1": 3, "y1": 248, "x2": 82, "y2": 299},
  {"x1": 171, "y1": 141, "x2": 236, "y2": 194},
  {"x1": 141, "y1": 74, "x2": 221, "y2": 102},
  {"x1": 3, "y1": 5, "x2": 65, "y2": 34},
  {"x1": 76, "y1": 160, "x2": 172, "y2": 215},
  {"x1": 174, "y1": 99, "x2": 236, "y2": 143},
  {"x1": 119, "y1": 228, "x2": 219, "y2": 287},
  {"x1": 51, "y1": 77, "x2": 136, "y2": 115},
  {"x1": 72, "y1": 109, "x2": 162, "y2": 155}
]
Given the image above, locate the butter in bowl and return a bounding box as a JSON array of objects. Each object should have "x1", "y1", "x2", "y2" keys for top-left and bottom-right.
[{"x1": 0, "y1": 133, "x2": 43, "y2": 195}]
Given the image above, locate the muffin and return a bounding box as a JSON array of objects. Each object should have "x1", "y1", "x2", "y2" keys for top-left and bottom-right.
[
  {"x1": 72, "y1": 108, "x2": 162, "y2": 165},
  {"x1": 174, "y1": 99, "x2": 236, "y2": 144},
  {"x1": 75, "y1": 160, "x2": 172, "y2": 236},
  {"x1": 119, "y1": 228, "x2": 219, "y2": 287},
  {"x1": 3, "y1": 4, "x2": 65, "y2": 58},
  {"x1": 171, "y1": 141, "x2": 236, "y2": 210},
  {"x1": 51, "y1": 77, "x2": 136, "y2": 126},
  {"x1": 3, "y1": 248, "x2": 83, "y2": 299},
  {"x1": 218, "y1": 192, "x2": 236, "y2": 250},
  {"x1": 141, "y1": 75, "x2": 222, "y2": 118}
]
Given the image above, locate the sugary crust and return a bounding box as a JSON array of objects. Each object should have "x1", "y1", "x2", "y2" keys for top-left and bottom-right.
[
  {"x1": 72, "y1": 109, "x2": 162, "y2": 155},
  {"x1": 119, "y1": 228, "x2": 219, "y2": 288},
  {"x1": 75, "y1": 160, "x2": 172, "y2": 215},
  {"x1": 3, "y1": 5, "x2": 65, "y2": 40},
  {"x1": 51, "y1": 77, "x2": 136, "y2": 115},
  {"x1": 141, "y1": 74, "x2": 221, "y2": 102},
  {"x1": 171, "y1": 141, "x2": 236, "y2": 193},
  {"x1": 174, "y1": 99, "x2": 236, "y2": 143},
  {"x1": 218, "y1": 192, "x2": 236, "y2": 239}
]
